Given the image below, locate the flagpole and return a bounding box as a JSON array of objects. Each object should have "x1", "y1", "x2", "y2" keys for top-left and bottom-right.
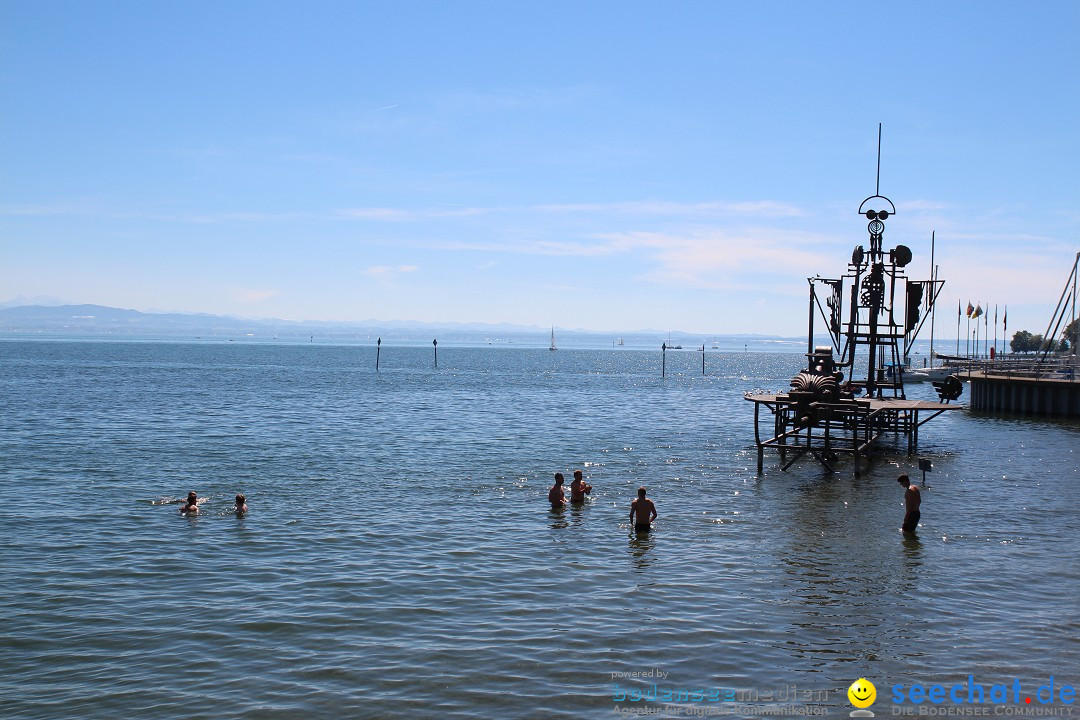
[
  {"x1": 994, "y1": 304, "x2": 999, "y2": 363},
  {"x1": 957, "y1": 300, "x2": 961, "y2": 357},
  {"x1": 929, "y1": 232, "x2": 936, "y2": 368}
]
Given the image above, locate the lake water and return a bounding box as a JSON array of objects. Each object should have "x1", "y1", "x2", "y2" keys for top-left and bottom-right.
[{"x1": 1, "y1": 339, "x2": 1077, "y2": 719}]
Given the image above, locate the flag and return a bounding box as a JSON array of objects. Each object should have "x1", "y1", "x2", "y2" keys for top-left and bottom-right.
[
  {"x1": 972, "y1": 304, "x2": 983, "y2": 319},
  {"x1": 1004, "y1": 306, "x2": 1007, "y2": 334},
  {"x1": 966, "y1": 301, "x2": 974, "y2": 317}
]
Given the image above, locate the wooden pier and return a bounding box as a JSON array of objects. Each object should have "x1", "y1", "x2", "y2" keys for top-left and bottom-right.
[{"x1": 746, "y1": 392, "x2": 962, "y2": 474}]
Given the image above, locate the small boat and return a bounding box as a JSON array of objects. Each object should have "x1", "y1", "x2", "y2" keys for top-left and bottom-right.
[
  {"x1": 904, "y1": 366, "x2": 959, "y2": 383},
  {"x1": 549, "y1": 327, "x2": 556, "y2": 351}
]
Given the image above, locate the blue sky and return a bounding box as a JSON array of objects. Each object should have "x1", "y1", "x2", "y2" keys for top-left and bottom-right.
[{"x1": 2, "y1": 1, "x2": 1077, "y2": 337}]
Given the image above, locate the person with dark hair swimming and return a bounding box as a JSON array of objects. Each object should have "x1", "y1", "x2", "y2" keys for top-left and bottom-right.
[
  {"x1": 180, "y1": 491, "x2": 199, "y2": 515},
  {"x1": 548, "y1": 473, "x2": 566, "y2": 509},
  {"x1": 898, "y1": 473, "x2": 921, "y2": 532},
  {"x1": 629, "y1": 486, "x2": 657, "y2": 532},
  {"x1": 234, "y1": 494, "x2": 247, "y2": 514}
]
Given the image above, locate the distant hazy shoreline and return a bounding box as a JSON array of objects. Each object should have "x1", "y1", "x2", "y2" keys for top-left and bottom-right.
[{"x1": 0, "y1": 304, "x2": 981, "y2": 355}]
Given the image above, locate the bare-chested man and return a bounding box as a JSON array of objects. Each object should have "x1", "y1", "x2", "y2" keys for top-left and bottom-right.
[
  {"x1": 548, "y1": 473, "x2": 567, "y2": 509},
  {"x1": 898, "y1": 473, "x2": 921, "y2": 532},
  {"x1": 629, "y1": 486, "x2": 657, "y2": 532},
  {"x1": 569, "y1": 470, "x2": 592, "y2": 503},
  {"x1": 180, "y1": 491, "x2": 199, "y2": 515}
]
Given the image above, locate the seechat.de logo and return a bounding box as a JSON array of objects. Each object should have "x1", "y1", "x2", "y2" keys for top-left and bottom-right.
[{"x1": 848, "y1": 678, "x2": 877, "y2": 717}]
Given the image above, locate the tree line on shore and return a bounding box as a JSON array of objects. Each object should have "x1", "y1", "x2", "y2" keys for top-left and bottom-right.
[{"x1": 1009, "y1": 319, "x2": 1079, "y2": 353}]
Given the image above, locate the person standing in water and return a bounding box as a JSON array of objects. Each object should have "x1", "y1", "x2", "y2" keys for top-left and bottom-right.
[
  {"x1": 234, "y1": 494, "x2": 247, "y2": 514},
  {"x1": 629, "y1": 487, "x2": 657, "y2": 532},
  {"x1": 548, "y1": 473, "x2": 566, "y2": 509},
  {"x1": 569, "y1": 470, "x2": 592, "y2": 503},
  {"x1": 898, "y1": 473, "x2": 921, "y2": 532}
]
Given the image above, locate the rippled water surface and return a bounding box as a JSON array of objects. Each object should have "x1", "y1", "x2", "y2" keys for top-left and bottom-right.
[{"x1": 2, "y1": 340, "x2": 1078, "y2": 719}]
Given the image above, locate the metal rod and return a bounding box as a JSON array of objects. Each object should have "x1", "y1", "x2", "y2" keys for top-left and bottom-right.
[
  {"x1": 929, "y1": 232, "x2": 936, "y2": 363},
  {"x1": 876, "y1": 123, "x2": 882, "y2": 196},
  {"x1": 1073, "y1": 251, "x2": 1078, "y2": 358},
  {"x1": 1040, "y1": 257, "x2": 1078, "y2": 362}
]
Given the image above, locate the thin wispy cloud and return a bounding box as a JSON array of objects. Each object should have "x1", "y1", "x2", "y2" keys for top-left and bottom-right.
[
  {"x1": 337, "y1": 199, "x2": 804, "y2": 223},
  {"x1": 533, "y1": 200, "x2": 805, "y2": 217},
  {"x1": 341, "y1": 208, "x2": 412, "y2": 221},
  {"x1": 599, "y1": 229, "x2": 837, "y2": 290},
  {"x1": 363, "y1": 265, "x2": 419, "y2": 279},
  {"x1": 338, "y1": 207, "x2": 490, "y2": 221},
  {"x1": 436, "y1": 237, "x2": 620, "y2": 257}
]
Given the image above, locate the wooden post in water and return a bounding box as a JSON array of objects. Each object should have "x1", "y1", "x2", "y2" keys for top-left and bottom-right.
[
  {"x1": 376, "y1": 337, "x2": 381, "y2": 371},
  {"x1": 433, "y1": 338, "x2": 438, "y2": 368},
  {"x1": 702, "y1": 345, "x2": 706, "y2": 375},
  {"x1": 662, "y1": 342, "x2": 666, "y2": 378}
]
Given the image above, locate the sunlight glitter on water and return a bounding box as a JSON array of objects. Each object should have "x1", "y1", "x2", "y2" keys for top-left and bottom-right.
[{"x1": 0, "y1": 340, "x2": 1077, "y2": 719}]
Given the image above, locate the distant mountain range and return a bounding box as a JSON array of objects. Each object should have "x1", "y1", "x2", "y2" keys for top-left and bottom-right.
[
  {"x1": 0, "y1": 304, "x2": 548, "y2": 338},
  {"x1": 0, "y1": 303, "x2": 795, "y2": 347}
]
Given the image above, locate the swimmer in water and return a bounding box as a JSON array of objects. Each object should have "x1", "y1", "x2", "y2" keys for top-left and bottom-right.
[
  {"x1": 569, "y1": 470, "x2": 592, "y2": 503},
  {"x1": 629, "y1": 486, "x2": 656, "y2": 533},
  {"x1": 180, "y1": 491, "x2": 199, "y2": 515},
  {"x1": 548, "y1": 473, "x2": 566, "y2": 509},
  {"x1": 234, "y1": 494, "x2": 247, "y2": 514}
]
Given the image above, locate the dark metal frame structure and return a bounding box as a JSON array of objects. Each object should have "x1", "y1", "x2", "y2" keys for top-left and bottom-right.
[{"x1": 745, "y1": 131, "x2": 961, "y2": 473}]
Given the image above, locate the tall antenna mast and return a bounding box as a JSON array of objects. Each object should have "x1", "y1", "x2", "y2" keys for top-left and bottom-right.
[{"x1": 876, "y1": 123, "x2": 882, "y2": 196}]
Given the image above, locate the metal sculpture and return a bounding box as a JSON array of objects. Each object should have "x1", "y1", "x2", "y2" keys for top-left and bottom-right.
[{"x1": 746, "y1": 127, "x2": 963, "y2": 473}]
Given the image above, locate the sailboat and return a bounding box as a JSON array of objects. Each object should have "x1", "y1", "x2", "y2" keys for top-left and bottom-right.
[
  {"x1": 904, "y1": 232, "x2": 959, "y2": 383},
  {"x1": 549, "y1": 327, "x2": 557, "y2": 351}
]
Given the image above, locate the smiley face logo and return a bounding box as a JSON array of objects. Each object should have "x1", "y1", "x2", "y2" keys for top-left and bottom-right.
[{"x1": 848, "y1": 678, "x2": 876, "y2": 708}]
